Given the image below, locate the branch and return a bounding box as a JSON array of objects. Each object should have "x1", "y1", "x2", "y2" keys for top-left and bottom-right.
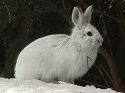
[
  {"x1": 95, "y1": 10, "x2": 125, "y2": 24},
  {"x1": 112, "y1": 0, "x2": 125, "y2": 9},
  {"x1": 98, "y1": 48, "x2": 124, "y2": 92}
]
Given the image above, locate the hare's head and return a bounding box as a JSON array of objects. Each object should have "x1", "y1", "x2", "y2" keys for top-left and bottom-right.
[{"x1": 71, "y1": 5, "x2": 103, "y2": 50}]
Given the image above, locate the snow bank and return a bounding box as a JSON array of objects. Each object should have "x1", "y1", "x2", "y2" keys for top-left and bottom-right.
[{"x1": 0, "y1": 78, "x2": 121, "y2": 93}]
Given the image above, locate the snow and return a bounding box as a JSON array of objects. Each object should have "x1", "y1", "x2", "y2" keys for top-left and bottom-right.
[{"x1": 0, "y1": 78, "x2": 121, "y2": 93}]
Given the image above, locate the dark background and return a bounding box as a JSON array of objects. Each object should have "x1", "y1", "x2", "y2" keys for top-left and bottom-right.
[{"x1": 0, "y1": 0, "x2": 125, "y2": 92}]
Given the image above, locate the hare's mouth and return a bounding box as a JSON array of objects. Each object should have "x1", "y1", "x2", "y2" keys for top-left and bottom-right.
[
  {"x1": 83, "y1": 39, "x2": 102, "y2": 48},
  {"x1": 93, "y1": 39, "x2": 102, "y2": 47}
]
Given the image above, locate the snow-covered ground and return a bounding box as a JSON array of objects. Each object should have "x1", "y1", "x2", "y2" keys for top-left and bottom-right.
[{"x1": 0, "y1": 78, "x2": 121, "y2": 93}]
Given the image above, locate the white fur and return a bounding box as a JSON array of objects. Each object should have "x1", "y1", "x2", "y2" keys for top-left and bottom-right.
[{"x1": 15, "y1": 5, "x2": 103, "y2": 83}]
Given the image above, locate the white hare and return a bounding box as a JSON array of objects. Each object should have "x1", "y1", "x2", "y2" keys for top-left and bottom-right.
[{"x1": 15, "y1": 5, "x2": 103, "y2": 84}]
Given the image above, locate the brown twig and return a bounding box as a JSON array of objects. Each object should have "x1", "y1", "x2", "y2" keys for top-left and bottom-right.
[
  {"x1": 110, "y1": 0, "x2": 125, "y2": 9},
  {"x1": 61, "y1": 0, "x2": 65, "y2": 8},
  {"x1": 97, "y1": 0, "x2": 124, "y2": 91},
  {"x1": 79, "y1": 55, "x2": 110, "y2": 88},
  {"x1": 87, "y1": 56, "x2": 109, "y2": 87},
  {"x1": 98, "y1": 48, "x2": 124, "y2": 92},
  {"x1": 96, "y1": 0, "x2": 113, "y2": 56},
  {"x1": 2, "y1": 1, "x2": 11, "y2": 24},
  {"x1": 95, "y1": 10, "x2": 125, "y2": 24},
  {"x1": 99, "y1": 64, "x2": 115, "y2": 87}
]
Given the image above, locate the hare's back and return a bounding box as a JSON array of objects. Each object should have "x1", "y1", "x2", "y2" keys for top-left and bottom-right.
[
  {"x1": 17, "y1": 34, "x2": 69, "y2": 62},
  {"x1": 25, "y1": 34, "x2": 69, "y2": 49}
]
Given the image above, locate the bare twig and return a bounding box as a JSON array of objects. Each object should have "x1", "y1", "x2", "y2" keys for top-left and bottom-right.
[
  {"x1": 97, "y1": 0, "x2": 124, "y2": 91},
  {"x1": 87, "y1": 56, "x2": 109, "y2": 87},
  {"x1": 98, "y1": 48, "x2": 124, "y2": 92},
  {"x1": 95, "y1": 11, "x2": 125, "y2": 24},
  {"x1": 97, "y1": 0, "x2": 113, "y2": 56},
  {"x1": 61, "y1": 0, "x2": 65, "y2": 8},
  {"x1": 99, "y1": 65, "x2": 114, "y2": 86},
  {"x1": 2, "y1": 1, "x2": 11, "y2": 24},
  {"x1": 110, "y1": 0, "x2": 125, "y2": 9}
]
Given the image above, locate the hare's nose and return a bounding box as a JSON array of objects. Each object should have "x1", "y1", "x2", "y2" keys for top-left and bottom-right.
[{"x1": 96, "y1": 39, "x2": 103, "y2": 44}]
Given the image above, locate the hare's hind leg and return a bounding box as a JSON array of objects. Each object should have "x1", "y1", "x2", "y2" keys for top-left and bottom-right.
[
  {"x1": 44, "y1": 79, "x2": 59, "y2": 84},
  {"x1": 65, "y1": 79, "x2": 74, "y2": 84}
]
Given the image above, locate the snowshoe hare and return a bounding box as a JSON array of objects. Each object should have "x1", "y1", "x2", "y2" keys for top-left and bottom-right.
[{"x1": 15, "y1": 5, "x2": 103, "y2": 84}]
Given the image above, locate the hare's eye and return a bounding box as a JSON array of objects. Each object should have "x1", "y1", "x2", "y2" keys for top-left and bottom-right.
[{"x1": 87, "y1": 31, "x2": 92, "y2": 36}]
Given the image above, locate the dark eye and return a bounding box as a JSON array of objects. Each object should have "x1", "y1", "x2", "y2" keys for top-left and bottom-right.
[{"x1": 87, "y1": 31, "x2": 92, "y2": 36}]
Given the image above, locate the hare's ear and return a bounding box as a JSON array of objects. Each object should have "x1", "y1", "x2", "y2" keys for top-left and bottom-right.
[
  {"x1": 83, "y1": 5, "x2": 93, "y2": 23},
  {"x1": 72, "y1": 7, "x2": 83, "y2": 30}
]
